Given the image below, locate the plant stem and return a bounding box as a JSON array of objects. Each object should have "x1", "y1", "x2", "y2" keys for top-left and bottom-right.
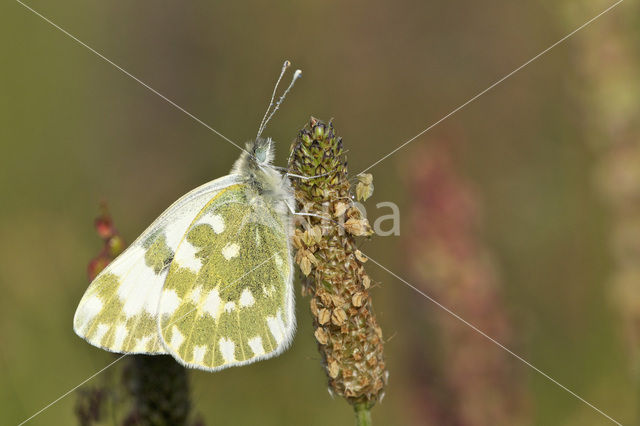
[
  {"x1": 354, "y1": 404, "x2": 372, "y2": 426},
  {"x1": 635, "y1": 356, "x2": 640, "y2": 426}
]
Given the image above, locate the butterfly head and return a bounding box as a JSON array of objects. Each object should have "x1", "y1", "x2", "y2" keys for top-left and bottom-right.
[
  {"x1": 252, "y1": 138, "x2": 274, "y2": 166},
  {"x1": 229, "y1": 137, "x2": 292, "y2": 216},
  {"x1": 231, "y1": 138, "x2": 275, "y2": 174}
]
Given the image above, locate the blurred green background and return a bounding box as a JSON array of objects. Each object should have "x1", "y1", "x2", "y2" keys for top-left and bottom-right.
[{"x1": 1, "y1": 0, "x2": 638, "y2": 424}]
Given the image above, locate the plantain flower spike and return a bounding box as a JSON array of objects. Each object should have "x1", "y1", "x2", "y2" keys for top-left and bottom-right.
[{"x1": 289, "y1": 118, "x2": 387, "y2": 422}]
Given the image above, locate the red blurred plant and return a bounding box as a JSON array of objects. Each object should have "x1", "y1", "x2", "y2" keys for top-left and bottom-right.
[
  {"x1": 403, "y1": 143, "x2": 530, "y2": 426},
  {"x1": 87, "y1": 203, "x2": 126, "y2": 282}
]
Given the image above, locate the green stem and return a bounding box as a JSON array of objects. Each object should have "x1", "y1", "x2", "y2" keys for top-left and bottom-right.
[
  {"x1": 354, "y1": 404, "x2": 372, "y2": 426},
  {"x1": 635, "y1": 354, "x2": 640, "y2": 426}
]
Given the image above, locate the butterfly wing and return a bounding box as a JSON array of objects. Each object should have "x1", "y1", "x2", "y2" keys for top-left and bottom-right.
[
  {"x1": 73, "y1": 175, "x2": 241, "y2": 354},
  {"x1": 157, "y1": 184, "x2": 294, "y2": 371}
]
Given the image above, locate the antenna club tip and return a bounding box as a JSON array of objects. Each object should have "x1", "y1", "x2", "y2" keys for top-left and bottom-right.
[
  {"x1": 294, "y1": 69, "x2": 302, "y2": 79},
  {"x1": 283, "y1": 60, "x2": 291, "y2": 68}
]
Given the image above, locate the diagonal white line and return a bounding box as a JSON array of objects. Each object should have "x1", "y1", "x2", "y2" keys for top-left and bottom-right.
[
  {"x1": 15, "y1": 0, "x2": 246, "y2": 155},
  {"x1": 17, "y1": 355, "x2": 127, "y2": 426},
  {"x1": 363, "y1": 252, "x2": 622, "y2": 425},
  {"x1": 356, "y1": 0, "x2": 624, "y2": 176}
]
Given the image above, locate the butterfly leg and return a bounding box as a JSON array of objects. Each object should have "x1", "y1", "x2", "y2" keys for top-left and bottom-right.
[
  {"x1": 285, "y1": 172, "x2": 331, "y2": 180},
  {"x1": 271, "y1": 165, "x2": 331, "y2": 180},
  {"x1": 283, "y1": 199, "x2": 328, "y2": 220}
]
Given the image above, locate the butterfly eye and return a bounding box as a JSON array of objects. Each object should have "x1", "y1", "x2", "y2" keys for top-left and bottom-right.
[
  {"x1": 254, "y1": 139, "x2": 272, "y2": 164},
  {"x1": 254, "y1": 145, "x2": 267, "y2": 163}
]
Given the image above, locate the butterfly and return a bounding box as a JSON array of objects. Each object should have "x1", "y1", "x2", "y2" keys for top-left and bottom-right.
[{"x1": 74, "y1": 62, "x2": 304, "y2": 371}]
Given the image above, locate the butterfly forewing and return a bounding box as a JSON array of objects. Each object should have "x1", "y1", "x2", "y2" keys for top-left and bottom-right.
[
  {"x1": 158, "y1": 184, "x2": 294, "y2": 371},
  {"x1": 73, "y1": 175, "x2": 241, "y2": 354}
]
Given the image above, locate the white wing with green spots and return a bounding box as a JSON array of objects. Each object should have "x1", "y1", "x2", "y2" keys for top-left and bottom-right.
[
  {"x1": 73, "y1": 174, "x2": 241, "y2": 354},
  {"x1": 157, "y1": 183, "x2": 294, "y2": 371}
]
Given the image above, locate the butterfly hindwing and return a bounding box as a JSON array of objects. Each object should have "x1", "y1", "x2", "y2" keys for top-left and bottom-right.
[
  {"x1": 73, "y1": 175, "x2": 241, "y2": 354},
  {"x1": 157, "y1": 183, "x2": 294, "y2": 371}
]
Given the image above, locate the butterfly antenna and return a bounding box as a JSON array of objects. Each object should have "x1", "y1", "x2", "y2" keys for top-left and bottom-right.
[
  {"x1": 258, "y1": 66, "x2": 303, "y2": 139},
  {"x1": 257, "y1": 60, "x2": 291, "y2": 139}
]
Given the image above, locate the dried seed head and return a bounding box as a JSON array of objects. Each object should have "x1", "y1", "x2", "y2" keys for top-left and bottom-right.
[
  {"x1": 355, "y1": 173, "x2": 375, "y2": 201},
  {"x1": 299, "y1": 256, "x2": 312, "y2": 276},
  {"x1": 318, "y1": 308, "x2": 331, "y2": 325},
  {"x1": 344, "y1": 218, "x2": 373, "y2": 237},
  {"x1": 315, "y1": 327, "x2": 329, "y2": 345},
  {"x1": 354, "y1": 250, "x2": 368, "y2": 263},
  {"x1": 289, "y1": 118, "x2": 387, "y2": 409},
  {"x1": 333, "y1": 201, "x2": 349, "y2": 217},
  {"x1": 331, "y1": 308, "x2": 348, "y2": 326},
  {"x1": 352, "y1": 292, "x2": 365, "y2": 307}
]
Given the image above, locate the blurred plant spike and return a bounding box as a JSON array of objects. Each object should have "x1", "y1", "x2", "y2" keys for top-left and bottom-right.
[
  {"x1": 76, "y1": 203, "x2": 127, "y2": 426},
  {"x1": 567, "y1": 1, "x2": 640, "y2": 398},
  {"x1": 122, "y1": 355, "x2": 201, "y2": 426},
  {"x1": 403, "y1": 144, "x2": 530, "y2": 426},
  {"x1": 75, "y1": 386, "x2": 108, "y2": 426},
  {"x1": 76, "y1": 204, "x2": 203, "y2": 426},
  {"x1": 289, "y1": 118, "x2": 387, "y2": 425}
]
